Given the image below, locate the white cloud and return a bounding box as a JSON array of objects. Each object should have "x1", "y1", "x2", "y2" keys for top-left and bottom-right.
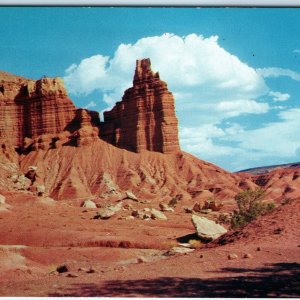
[
  {"x1": 257, "y1": 67, "x2": 300, "y2": 81},
  {"x1": 227, "y1": 108, "x2": 300, "y2": 160},
  {"x1": 269, "y1": 91, "x2": 290, "y2": 102},
  {"x1": 180, "y1": 124, "x2": 241, "y2": 159},
  {"x1": 64, "y1": 33, "x2": 300, "y2": 171},
  {"x1": 293, "y1": 49, "x2": 300, "y2": 54},
  {"x1": 215, "y1": 99, "x2": 270, "y2": 117},
  {"x1": 64, "y1": 33, "x2": 269, "y2": 123},
  {"x1": 181, "y1": 109, "x2": 300, "y2": 171},
  {"x1": 64, "y1": 55, "x2": 110, "y2": 95},
  {"x1": 84, "y1": 100, "x2": 97, "y2": 109}
]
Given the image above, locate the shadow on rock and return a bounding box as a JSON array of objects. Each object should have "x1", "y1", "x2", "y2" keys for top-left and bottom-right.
[{"x1": 48, "y1": 262, "x2": 300, "y2": 297}]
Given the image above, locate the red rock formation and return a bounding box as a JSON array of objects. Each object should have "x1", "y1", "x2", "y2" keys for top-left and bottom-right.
[
  {"x1": 0, "y1": 72, "x2": 76, "y2": 148},
  {"x1": 101, "y1": 58, "x2": 180, "y2": 153}
]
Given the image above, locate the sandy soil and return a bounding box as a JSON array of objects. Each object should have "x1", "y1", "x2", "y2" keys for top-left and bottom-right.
[{"x1": 0, "y1": 189, "x2": 299, "y2": 297}]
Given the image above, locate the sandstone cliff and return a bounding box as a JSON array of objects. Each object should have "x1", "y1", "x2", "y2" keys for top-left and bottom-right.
[
  {"x1": 0, "y1": 72, "x2": 76, "y2": 148},
  {"x1": 100, "y1": 59, "x2": 180, "y2": 153},
  {"x1": 0, "y1": 64, "x2": 257, "y2": 202}
]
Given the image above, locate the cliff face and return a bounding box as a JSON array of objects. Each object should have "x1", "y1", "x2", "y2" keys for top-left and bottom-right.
[
  {"x1": 100, "y1": 59, "x2": 180, "y2": 153},
  {"x1": 1, "y1": 59, "x2": 180, "y2": 155},
  {"x1": 0, "y1": 74, "x2": 76, "y2": 148}
]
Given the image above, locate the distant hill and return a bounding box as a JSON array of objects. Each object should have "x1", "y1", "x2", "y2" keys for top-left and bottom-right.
[{"x1": 237, "y1": 162, "x2": 300, "y2": 174}]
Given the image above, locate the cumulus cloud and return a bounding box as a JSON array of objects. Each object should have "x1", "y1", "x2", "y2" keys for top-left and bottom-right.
[
  {"x1": 66, "y1": 33, "x2": 300, "y2": 171},
  {"x1": 64, "y1": 55, "x2": 110, "y2": 95},
  {"x1": 269, "y1": 91, "x2": 290, "y2": 102},
  {"x1": 64, "y1": 33, "x2": 269, "y2": 120},
  {"x1": 181, "y1": 108, "x2": 300, "y2": 171},
  {"x1": 293, "y1": 49, "x2": 300, "y2": 54},
  {"x1": 231, "y1": 108, "x2": 300, "y2": 158},
  {"x1": 257, "y1": 67, "x2": 300, "y2": 81},
  {"x1": 215, "y1": 99, "x2": 270, "y2": 117}
]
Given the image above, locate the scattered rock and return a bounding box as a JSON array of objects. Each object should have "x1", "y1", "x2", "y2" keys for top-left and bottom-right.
[
  {"x1": 0, "y1": 194, "x2": 5, "y2": 205},
  {"x1": 151, "y1": 208, "x2": 167, "y2": 220},
  {"x1": 159, "y1": 202, "x2": 174, "y2": 212},
  {"x1": 81, "y1": 200, "x2": 97, "y2": 209},
  {"x1": 28, "y1": 165, "x2": 37, "y2": 171},
  {"x1": 200, "y1": 209, "x2": 212, "y2": 214},
  {"x1": 125, "y1": 216, "x2": 135, "y2": 220},
  {"x1": 170, "y1": 247, "x2": 195, "y2": 254},
  {"x1": 78, "y1": 267, "x2": 89, "y2": 272},
  {"x1": 66, "y1": 273, "x2": 78, "y2": 278},
  {"x1": 95, "y1": 202, "x2": 122, "y2": 220},
  {"x1": 228, "y1": 253, "x2": 238, "y2": 260},
  {"x1": 243, "y1": 253, "x2": 253, "y2": 259},
  {"x1": 132, "y1": 210, "x2": 143, "y2": 218},
  {"x1": 178, "y1": 243, "x2": 192, "y2": 248},
  {"x1": 56, "y1": 264, "x2": 69, "y2": 273},
  {"x1": 199, "y1": 254, "x2": 204, "y2": 258},
  {"x1": 192, "y1": 203, "x2": 202, "y2": 212},
  {"x1": 274, "y1": 228, "x2": 283, "y2": 234},
  {"x1": 256, "y1": 247, "x2": 261, "y2": 251},
  {"x1": 86, "y1": 267, "x2": 96, "y2": 273},
  {"x1": 13, "y1": 174, "x2": 31, "y2": 190},
  {"x1": 36, "y1": 185, "x2": 45, "y2": 196},
  {"x1": 125, "y1": 191, "x2": 138, "y2": 201},
  {"x1": 143, "y1": 214, "x2": 151, "y2": 220},
  {"x1": 203, "y1": 199, "x2": 223, "y2": 211},
  {"x1": 191, "y1": 214, "x2": 227, "y2": 241},
  {"x1": 123, "y1": 203, "x2": 132, "y2": 210},
  {"x1": 95, "y1": 208, "x2": 115, "y2": 219},
  {"x1": 184, "y1": 207, "x2": 193, "y2": 213},
  {"x1": 137, "y1": 256, "x2": 147, "y2": 263}
]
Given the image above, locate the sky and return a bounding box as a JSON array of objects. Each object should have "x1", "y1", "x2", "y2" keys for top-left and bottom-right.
[{"x1": 1, "y1": 7, "x2": 300, "y2": 171}]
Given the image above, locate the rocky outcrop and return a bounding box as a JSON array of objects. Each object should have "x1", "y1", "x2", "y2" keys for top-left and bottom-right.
[
  {"x1": 101, "y1": 58, "x2": 180, "y2": 153},
  {"x1": 0, "y1": 73, "x2": 77, "y2": 148},
  {"x1": 0, "y1": 72, "x2": 102, "y2": 152}
]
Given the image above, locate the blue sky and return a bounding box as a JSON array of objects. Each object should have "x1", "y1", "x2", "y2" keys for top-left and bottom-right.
[{"x1": 1, "y1": 7, "x2": 300, "y2": 171}]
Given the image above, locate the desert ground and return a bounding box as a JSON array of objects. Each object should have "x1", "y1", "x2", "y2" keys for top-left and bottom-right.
[{"x1": 0, "y1": 184, "x2": 299, "y2": 297}]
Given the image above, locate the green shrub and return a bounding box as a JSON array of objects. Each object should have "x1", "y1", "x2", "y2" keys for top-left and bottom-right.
[{"x1": 231, "y1": 188, "x2": 275, "y2": 229}]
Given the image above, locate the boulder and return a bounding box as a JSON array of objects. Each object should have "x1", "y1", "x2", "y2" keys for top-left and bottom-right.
[
  {"x1": 203, "y1": 199, "x2": 223, "y2": 211},
  {"x1": 159, "y1": 202, "x2": 174, "y2": 212},
  {"x1": 131, "y1": 209, "x2": 143, "y2": 218},
  {"x1": 228, "y1": 253, "x2": 238, "y2": 260},
  {"x1": 95, "y1": 202, "x2": 122, "y2": 220},
  {"x1": 36, "y1": 185, "x2": 45, "y2": 196},
  {"x1": 192, "y1": 202, "x2": 202, "y2": 212},
  {"x1": 95, "y1": 207, "x2": 116, "y2": 219},
  {"x1": 191, "y1": 214, "x2": 227, "y2": 241},
  {"x1": 170, "y1": 247, "x2": 195, "y2": 254},
  {"x1": 125, "y1": 191, "x2": 138, "y2": 201},
  {"x1": 81, "y1": 200, "x2": 97, "y2": 209},
  {"x1": 151, "y1": 208, "x2": 167, "y2": 220}
]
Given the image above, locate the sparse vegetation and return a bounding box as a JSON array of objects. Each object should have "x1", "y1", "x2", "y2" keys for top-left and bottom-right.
[
  {"x1": 231, "y1": 188, "x2": 275, "y2": 229},
  {"x1": 188, "y1": 239, "x2": 202, "y2": 249},
  {"x1": 281, "y1": 197, "x2": 293, "y2": 206},
  {"x1": 218, "y1": 213, "x2": 232, "y2": 225}
]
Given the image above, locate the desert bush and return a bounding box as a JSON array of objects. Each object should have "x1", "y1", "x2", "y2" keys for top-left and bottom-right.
[
  {"x1": 231, "y1": 188, "x2": 275, "y2": 229},
  {"x1": 218, "y1": 213, "x2": 231, "y2": 225},
  {"x1": 188, "y1": 239, "x2": 202, "y2": 249},
  {"x1": 281, "y1": 197, "x2": 293, "y2": 206}
]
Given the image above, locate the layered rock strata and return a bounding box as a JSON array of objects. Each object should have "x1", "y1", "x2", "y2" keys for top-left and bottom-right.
[
  {"x1": 0, "y1": 73, "x2": 76, "y2": 148},
  {"x1": 100, "y1": 59, "x2": 180, "y2": 153}
]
